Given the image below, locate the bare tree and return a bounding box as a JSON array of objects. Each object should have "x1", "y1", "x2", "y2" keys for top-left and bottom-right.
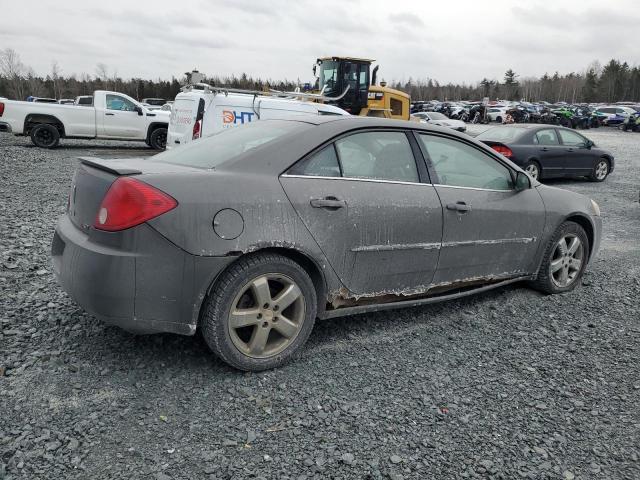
[
  {"x1": 51, "y1": 60, "x2": 62, "y2": 99},
  {"x1": 0, "y1": 48, "x2": 26, "y2": 99},
  {"x1": 95, "y1": 63, "x2": 109, "y2": 89},
  {"x1": 26, "y1": 67, "x2": 44, "y2": 97}
]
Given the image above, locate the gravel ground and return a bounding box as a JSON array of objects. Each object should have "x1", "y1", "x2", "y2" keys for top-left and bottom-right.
[{"x1": 1, "y1": 128, "x2": 639, "y2": 480}]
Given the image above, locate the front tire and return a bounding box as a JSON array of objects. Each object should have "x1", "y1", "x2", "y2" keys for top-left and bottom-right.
[
  {"x1": 149, "y1": 127, "x2": 167, "y2": 150},
  {"x1": 30, "y1": 124, "x2": 60, "y2": 148},
  {"x1": 531, "y1": 221, "x2": 589, "y2": 294},
  {"x1": 590, "y1": 159, "x2": 609, "y2": 182},
  {"x1": 201, "y1": 253, "x2": 317, "y2": 371}
]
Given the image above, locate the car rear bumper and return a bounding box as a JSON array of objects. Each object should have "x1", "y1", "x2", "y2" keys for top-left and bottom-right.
[
  {"x1": 0, "y1": 122, "x2": 12, "y2": 133},
  {"x1": 52, "y1": 215, "x2": 235, "y2": 335}
]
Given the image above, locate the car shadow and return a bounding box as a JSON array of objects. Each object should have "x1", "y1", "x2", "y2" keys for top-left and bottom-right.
[{"x1": 85, "y1": 281, "x2": 535, "y2": 376}]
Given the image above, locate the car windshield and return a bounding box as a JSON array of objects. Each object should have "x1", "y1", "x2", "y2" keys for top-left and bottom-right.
[
  {"x1": 476, "y1": 126, "x2": 526, "y2": 143},
  {"x1": 428, "y1": 112, "x2": 447, "y2": 120},
  {"x1": 153, "y1": 121, "x2": 303, "y2": 169}
]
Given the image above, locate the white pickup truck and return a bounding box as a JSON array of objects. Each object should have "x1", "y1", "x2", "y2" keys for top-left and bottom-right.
[{"x1": 0, "y1": 90, "x2": 170, "y2": 149}]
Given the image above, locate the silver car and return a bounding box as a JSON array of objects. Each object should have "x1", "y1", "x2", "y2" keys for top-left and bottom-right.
[{"x1": 52, "y1": 116, "x2": 602, "y2": 371}]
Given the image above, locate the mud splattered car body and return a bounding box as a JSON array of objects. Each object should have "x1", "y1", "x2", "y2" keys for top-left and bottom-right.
[{"x1": 52, "y1": 116, "x2": 602, "y2": 370}]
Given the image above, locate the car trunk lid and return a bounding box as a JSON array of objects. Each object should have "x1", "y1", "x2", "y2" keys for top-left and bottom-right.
[{"x1": 68, "y1": 157, "x2": 194, "y2": 232}]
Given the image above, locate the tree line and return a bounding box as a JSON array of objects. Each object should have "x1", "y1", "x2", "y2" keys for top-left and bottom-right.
[
  {"x1": 1, "y1": 48, "x2": 639, "y2": 104},
  {"x1": 393, "y1": 60, "x2": 640, "y2": 103}
]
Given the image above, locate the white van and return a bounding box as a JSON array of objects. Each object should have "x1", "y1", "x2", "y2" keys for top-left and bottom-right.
[{"x1": 166, "y1": 84, "x2": 349, "y2": 149}]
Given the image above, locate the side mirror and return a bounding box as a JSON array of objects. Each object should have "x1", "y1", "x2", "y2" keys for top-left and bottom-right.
[
  {"x1": 515, "y1": 171, "x2": 531, "y2": 190},
  {"x1": 585, "y1": 139, "x2": 594, "y2": 149},
  {"x1": 135, "y1": 106, "x2": 143, "y2": 116}
]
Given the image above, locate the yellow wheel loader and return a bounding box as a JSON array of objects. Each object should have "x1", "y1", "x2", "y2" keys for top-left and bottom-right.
[{"x1": 313, "y1": 57, "x2": 410, "y2": 120}]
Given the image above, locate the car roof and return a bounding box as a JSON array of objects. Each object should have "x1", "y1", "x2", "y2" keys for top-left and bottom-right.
[{"x1": 265, "y1": 115, "x2": 469, "y2": 137}]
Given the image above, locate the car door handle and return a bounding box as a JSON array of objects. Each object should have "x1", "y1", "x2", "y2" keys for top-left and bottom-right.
[
  {"x1": 105, "y1": 112, "x2": 115, "y2": 116},
  {"x1": 540, "y1": 147, "x2": 549, "y2": 152},
  {"x1": 566, "y1": 148, "x2": 574, "y2": 152},
  {"x1": 310, "y1": 197, "x2": 346, "y2": 209},
  {"x1": 446, "y1": 202, "x2": 471, "y2": 213}
]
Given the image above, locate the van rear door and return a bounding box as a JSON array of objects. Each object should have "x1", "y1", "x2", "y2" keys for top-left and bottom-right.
[{"x1": 167, "y1": 96, "x2": 202, "y2": 149}]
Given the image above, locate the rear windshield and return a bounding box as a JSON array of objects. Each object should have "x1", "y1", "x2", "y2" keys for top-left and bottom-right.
[
  {"x1": 153, "y1": 121, "x2": 303, "y2": 169},
  {"x1": 476, "y1": 126, "x2": 526, "y2": 143}
]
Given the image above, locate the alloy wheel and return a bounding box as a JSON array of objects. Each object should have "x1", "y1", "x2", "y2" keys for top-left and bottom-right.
[
  {"x1": 595, "y1": 160, "x2": 608, "y2": 180},
  {"x1": 525, "y1": 163, "x2": 539, "y2": 180},
  {"x1": 549, "y1": 234, "x2": 584, "y2": 288},
  {"x1": 228, "y1": 274, "x2": 305, "y2": 359}
]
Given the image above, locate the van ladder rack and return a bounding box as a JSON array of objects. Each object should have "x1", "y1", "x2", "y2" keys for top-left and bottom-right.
[{"x1": 179, "y1": 83, "x2": 349, "y2": 102}]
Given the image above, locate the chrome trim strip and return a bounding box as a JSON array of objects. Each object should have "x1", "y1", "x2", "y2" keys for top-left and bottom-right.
[
  {"x1": 281, "y1": 174, "x2": 432, "y2": 187},
  {"x1": 351, "y1": 242, "x2": 441, "y2": 252},
  {"x1": 442, "y1": 237, "x2": 537, "y2": 248},
  {"x1": 433, "y1": 183, "x2": 513, "y2": 193}
]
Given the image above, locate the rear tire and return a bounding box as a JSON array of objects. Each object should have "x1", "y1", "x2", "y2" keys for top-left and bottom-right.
[
  {"x1": 149, "y1": 127, "x2": 167, "y2": 150},
  {"x1": 531, "y1": 221, "x2": 589, "y2": 295},
  {"x1": 590, "y1": 159, "x2": 609, "y2": 182},
  {"x1": 30, "y1": 124, "x2": 60, "y2": 148},
  {"x1": 200, "y1": 253, "x2": 317, "y2": 371},
  {"x1": 523, "y1": 161, "x2": 541, "y2": 181}
]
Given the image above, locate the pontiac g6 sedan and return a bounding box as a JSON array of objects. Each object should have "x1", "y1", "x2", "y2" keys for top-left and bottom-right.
[{"x1": 52, "y1": 116, "x2": 602, "y2": 371}]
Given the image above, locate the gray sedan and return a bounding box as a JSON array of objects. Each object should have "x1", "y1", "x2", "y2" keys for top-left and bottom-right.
[{"x1": 52, "y1": 116, "x2": 602, "y2": 371}]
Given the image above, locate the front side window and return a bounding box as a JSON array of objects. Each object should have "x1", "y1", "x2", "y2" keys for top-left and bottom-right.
[
  {"x1": 558, "y1": 129, "x2": 586, "y2": 146},
  {"x1": 418, "y1": 134, "x2": 513, "y2": 190},
  {"x1": 106, "y1": 94, "x2": 137, "y2": 112},
  {"x1": 534, "y1": 129, "x2": 560, "y2": 145},
  {"x1": 288, "y1": 145, "x2": 341, "y2": 177},
  {"x1": 334, "y1": 131, "x2": 419, "y2": 182}
]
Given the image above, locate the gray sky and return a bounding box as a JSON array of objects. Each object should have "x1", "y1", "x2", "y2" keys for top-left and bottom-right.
[{"x1": 2, "y1": 0, "x2": 639, "y2": 84}]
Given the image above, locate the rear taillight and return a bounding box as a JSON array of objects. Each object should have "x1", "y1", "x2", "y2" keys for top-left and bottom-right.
[
  {"x1": 192, "y1": 119, "x2": 201, "y2": 140},
  {"x1": 0, "y1": 102, "x2": 4, "y2": 117},
  {"x1": 491, "y1": 144, "x2": 513, "y2": 158},
  {"x1": 94, "y1": 177, "x2": 177, "y2": 232}
]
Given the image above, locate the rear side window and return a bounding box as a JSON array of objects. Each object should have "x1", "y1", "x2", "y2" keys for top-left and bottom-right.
[
  {"x1": 154, "y1": 121, "x2": 299, "y2": 169},
  {"x1": 336, "y1": 131, "x2": 419, "y2": 182},
  {"x1": 534, "y1": 129, "x2": 559, "y2": 145},
  {"x1": 288, "y1": 145, "x2": 341, "y2": 177}
]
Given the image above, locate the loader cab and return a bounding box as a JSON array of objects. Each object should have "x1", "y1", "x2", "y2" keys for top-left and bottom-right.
[{"x1": 316, "y1": 57, "x2": 371, "y2": 115}]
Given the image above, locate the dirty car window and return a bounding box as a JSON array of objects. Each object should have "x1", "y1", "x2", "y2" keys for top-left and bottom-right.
[
  {"x1": 419, "y1": 134, "x2": 513, "y2": 190},
  {"x1": 335, "y1": 131, "x2": 419, "y2": 182},
  {"x1": 288, "y1": 145, "x2": 341, "y2": 177},
  {"x1": 153, "y1": 122, "x2": 299, "y2": 169}
]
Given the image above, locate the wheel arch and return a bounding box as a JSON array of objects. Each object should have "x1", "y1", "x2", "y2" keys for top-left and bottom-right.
[
  {"x1": 24, "y1": 114, "x2": 65, "y2": 137},
  {"x1": 198, "y1": 246, "x2": 328, "y2": 327},
  {"x1": 146, "y1": 122, "x2": 168, "y2": 142},
  {"x1": 563, "y1": 213, "x2": 595, "y2": 260}
]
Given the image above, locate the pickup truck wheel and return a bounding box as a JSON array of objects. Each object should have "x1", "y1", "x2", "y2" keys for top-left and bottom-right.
[
  {"x1": 31, "y1": 124, "x2": 60, "y2": 148},
  {"x1": 149, "y1": 127, "x2": 167, "y2": 150}
]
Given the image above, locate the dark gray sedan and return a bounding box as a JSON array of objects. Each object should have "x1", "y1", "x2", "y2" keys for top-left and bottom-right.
[
  {"x1": 476, "y1": 125, "x2": 614, "y2": 182},
  {"x1": 52, "y1": 116, "x2": 602, "y2": 371}
]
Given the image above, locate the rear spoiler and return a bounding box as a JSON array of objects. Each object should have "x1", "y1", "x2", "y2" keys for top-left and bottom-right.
[{"x1": 79, "y1": 157, "x2": 142, "y2": 176}]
